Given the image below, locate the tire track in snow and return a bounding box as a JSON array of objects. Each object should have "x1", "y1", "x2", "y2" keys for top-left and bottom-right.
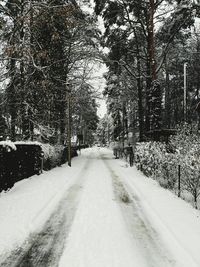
[
  {"x1": 0, "y1": 161, "x2": 89, "y2": 267},
  {"x1": 101, "y1": 154, "x2": 176, "y2": 267}
]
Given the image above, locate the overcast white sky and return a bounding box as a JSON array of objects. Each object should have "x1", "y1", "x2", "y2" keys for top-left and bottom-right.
[
  {"x1": 93, "y1": 64, "x2": 108, "y2": 118},
  {"x1": 81, "y1": 0, "x2": 108, "y2": 118}
]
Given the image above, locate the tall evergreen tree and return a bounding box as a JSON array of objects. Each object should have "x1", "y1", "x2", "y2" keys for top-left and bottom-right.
[
  {"x1": 94, "y1": 0, "x2": 199, "y2": 141},
  {"x1": 0, "y1": 0, "x2": 100, "y2": 143}
]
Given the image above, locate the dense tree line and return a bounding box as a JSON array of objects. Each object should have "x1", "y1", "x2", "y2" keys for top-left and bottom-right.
[
  {"x1": 94, "y1": 0, "x2": 200, "y2": 143},
  {"x1": 1, "y1": 0, "x2": 200, "y2": 146},
  {"x1": 0, "y1": 0, "x2": 99, "y2": 144}
]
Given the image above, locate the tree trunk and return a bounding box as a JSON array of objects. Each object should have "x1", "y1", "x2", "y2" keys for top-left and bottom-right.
[
  {"x1": 146, "y1": 0, "x2": 162, "y2": 141},
  {"x1": 164, "y1": 59, "x2": 171, "y2": 128},
  {"x1": 194, "y1": 190, "x2": 198, "y2": 209},
  {"x1": 133, "y1": 28, "x2": 144, "y2": 141},
  {"x1": 9, "y1": 59, "x2": 17, "y2": 141}
]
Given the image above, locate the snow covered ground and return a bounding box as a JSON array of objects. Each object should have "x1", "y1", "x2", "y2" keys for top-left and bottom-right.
[
  {"x1": 0, "y1": 152, "x2": 88, "y2": 263},
  {"x1": 0, "y1": 147, "x2": 200, "y2": 266}
]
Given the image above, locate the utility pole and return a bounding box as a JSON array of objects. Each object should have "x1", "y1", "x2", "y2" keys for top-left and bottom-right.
[
  {"x1": 184, "y1": 62, "x2": 187, "y2": 122},
  {"x1": 66, "y1": 81, "x2": 72, "y2": 167}
]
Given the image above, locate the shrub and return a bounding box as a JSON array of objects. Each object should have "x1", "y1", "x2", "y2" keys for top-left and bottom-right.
[
  {"x1": 135, "y1": 124, "x2": 200, "y2": 208},
  {"x1": 41, "y1": 144, "x2": 64, "y2": 170},
  {"x1": 0, "y1": 141, "x2": 41, "y2": 191},
  {"x1": 135, "y1": 142, "x2": 179, "y2": 190},
  {"x1": 0, "y1": 141, "x2": 78, "y2": 192}
]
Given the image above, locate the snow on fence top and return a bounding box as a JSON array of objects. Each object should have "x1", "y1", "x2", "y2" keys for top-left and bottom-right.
[
  {"x1": 0, "y1": 140, "x2": 65, "y2": 161},
  {"x1": 0, "y1": 141, "x2": 17, "y2": 151}
]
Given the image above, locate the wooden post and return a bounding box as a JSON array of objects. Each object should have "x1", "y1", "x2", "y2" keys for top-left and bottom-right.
[
  {"x1": 184, "y1": 63, "x2": 187, "y2": 122},
  {"x1": 67, "y1": 82, "x2": 71, "y2": 167},
  {"x1": 41, "y1": 156, "x2": 44, "y2": 174},
  {"x1": 40, "y1": 151, "x2": 44, "y2": 174},
  {"x1": 178, "y1": 164, "x2": 181, "y2": 197}
]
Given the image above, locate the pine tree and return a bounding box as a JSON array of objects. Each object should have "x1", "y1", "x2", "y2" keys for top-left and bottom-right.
[{"x1": 94, "y1": 0, "x2": 199, "y2": 141}]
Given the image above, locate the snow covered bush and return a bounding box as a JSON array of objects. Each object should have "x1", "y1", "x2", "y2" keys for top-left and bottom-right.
[
  {"x1": 135, "y1": 142, "x2": 178, "y2": 189},
  {"x1": 135, "y1": 142, "x2": 166, "y2": 179},
  {"x1": 0, "y1": 140, "x2": 17, "y2": 152},
  {"x1": 0, "y1": 142, "x2": 42, "y2": 191},
  {"x1": 157, "y1": 154, "x2": 177, "y2": 190},
  {"x1": 16, "y1": 142, "x2": 68, "y2": 170},
  {"x1": 40, "y1": 144, "x2": 66, "y2": 170},
  {"x1": 169, "y1": 124, "x2": 200, "y2": 208},
  {"x1": 135, "y1": 124, "x2": 200, "y2": 208},
  {"x1": 0, "y1": 141, "x2": 76, "y2": 192}
]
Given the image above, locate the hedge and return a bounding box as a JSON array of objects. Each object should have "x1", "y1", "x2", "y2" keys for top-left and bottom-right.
[{"x1": 0, "y1": 141, "x2": 78, "y2": 192}]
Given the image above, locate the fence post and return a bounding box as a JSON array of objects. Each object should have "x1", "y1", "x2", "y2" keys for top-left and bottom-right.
[
  {"x1": 129, "y1": 149, "x2": 133, "y2": 167},
  {"x1": 178, "y1": 164, "x2": 181, "y2": 197},
  {"x1": 40, "y1": 151, "x2": 44, "y2": 174}
]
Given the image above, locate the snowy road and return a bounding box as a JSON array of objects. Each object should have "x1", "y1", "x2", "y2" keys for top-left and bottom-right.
[
  {"x1": 0, "y1": 148, "x2": 200, "y2": 267},
  {"x1": 102, "y1": 154, "x2": 175, "y2": 267},
  {"x1": 59, "y1": 150, "x2": 175, "y2": 267}
]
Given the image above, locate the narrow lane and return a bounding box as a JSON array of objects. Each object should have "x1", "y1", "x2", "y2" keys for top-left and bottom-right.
[
  {"x1": 0, "y1": 148, "x2": 187, "y2": 267},
  {"x1": 59, "y1": 149, "x2": 175, "y2": 267}
]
